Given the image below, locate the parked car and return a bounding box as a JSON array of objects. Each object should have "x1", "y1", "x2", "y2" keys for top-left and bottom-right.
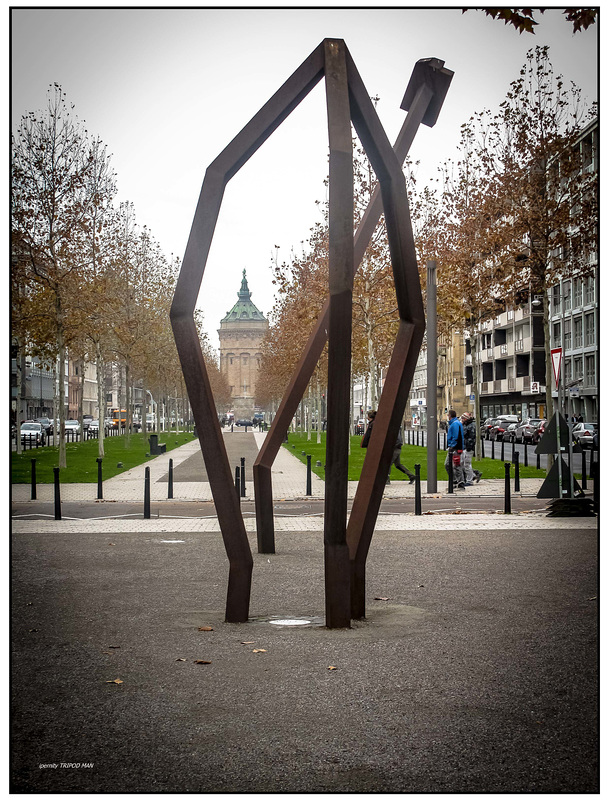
[
  {"x1": 514, "y1": 418, "x2": 544, "y2": 444},
  {"x1": 572, "y1": 422, "x2": 597, "y2": 449},
  {"x1": 531, "y1": 419, "x2": 547, "y2": 444},
  {"x1": 21, "y1": 421, "x2": 45, "y2": 445},
  {"x1": 490, "y1": 415, "x2": 520, "y2": 441},
  {"x1": 235, "y1": 419, "x2": 252, "y2": 427},
  {"x1": 88, "y1": 419, "x2": 100, "y2": 433},
  {"x1": 355, "y1": 419, "x2": 366, "y2": 435},
  {"x1": 481, "y1": 418, "x2": 497, "y2": 440},
  {"x1": 82, "y1": 415, "x2": 93, "y2": 430},
  {"x1": 501, "y1": 422, "x2": 518, "y2": 443},
  {"x1": 64, "y1": 419, "x2": 81, "y2": 436}
]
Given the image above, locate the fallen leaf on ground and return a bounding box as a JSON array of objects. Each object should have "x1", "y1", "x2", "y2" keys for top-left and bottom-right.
[
  {"x1": 108, "y1": 645, "x2": 120, "y2": 649},
  {"x1": 194, "y1": 660, "x2": 212, "y2": 665},
  {"x1": 374, "y1": 597, "x2": 390, "y2": 601},
  {"x1": 176, "y1": 658, "x2": 186, "y2": 662},
  {"x1": 241, "y1": 641, "x2": 255, "y2": 645},
  {"x1": 105, "y1": 678, "x2": 123, "y2": 684},
  {"x1": 108, "y1": 543, "x2": 116, "y2": 546},
  {"x1": 328, "y1": 666, "x2": 337, "y2": 671},
  {"x1": 198, "y1": 626, "x2": 214, "y2": 631},
  {"x1": 252, "y1": 649, "x2": 267, "y2": 653},
  {"x1": 588, "y1": 596, "x2": 597, "y2": 601}
]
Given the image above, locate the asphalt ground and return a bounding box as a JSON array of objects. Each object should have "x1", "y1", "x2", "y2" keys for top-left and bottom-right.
[
  {"x1": 157, "y1": 431, "x2": 261, "y2": 483},
  {"x1": 11, "y1": 524, "x2": 598, "y2": 793}
]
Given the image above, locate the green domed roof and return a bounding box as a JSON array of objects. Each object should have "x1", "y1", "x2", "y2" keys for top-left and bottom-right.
[{"x1": 221, "y1": 269, "x2": 266, "y2": 322}]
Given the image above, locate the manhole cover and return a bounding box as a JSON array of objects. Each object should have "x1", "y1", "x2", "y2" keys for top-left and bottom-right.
[{"x1": 268, "y1": 618, "x2": 312, "y2": 626}]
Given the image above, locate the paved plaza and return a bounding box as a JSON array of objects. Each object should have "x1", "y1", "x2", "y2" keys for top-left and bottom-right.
[{"x1": 11, "y1": 430, "x2": 599, "y2": 793}]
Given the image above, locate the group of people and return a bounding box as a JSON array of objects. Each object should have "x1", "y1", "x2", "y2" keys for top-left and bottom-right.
[{"x1": 360, "y1": 408, "x2": 482, "y2": 490}]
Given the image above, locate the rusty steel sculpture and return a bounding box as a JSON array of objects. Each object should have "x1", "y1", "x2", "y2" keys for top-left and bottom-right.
[{"x1": 171, "y1": 39, "x2": 453, "y2": 627}]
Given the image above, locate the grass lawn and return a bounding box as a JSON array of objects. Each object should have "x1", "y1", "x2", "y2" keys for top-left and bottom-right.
[
  {"x1": 11, "y1": 431, "x2": 194, "y2": 484},
  {"x1": 283, "y1": 431, "x2": 547, "y2": 481}
]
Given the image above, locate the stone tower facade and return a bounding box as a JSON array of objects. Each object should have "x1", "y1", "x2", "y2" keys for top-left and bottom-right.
[{"x1": 218, "y1": 270, "x2": 268, "y2": 420}]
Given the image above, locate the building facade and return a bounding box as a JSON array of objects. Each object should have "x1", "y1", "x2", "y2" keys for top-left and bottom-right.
[{"x1": 218, "y1": 270, "x2": 268, "y2": 420}]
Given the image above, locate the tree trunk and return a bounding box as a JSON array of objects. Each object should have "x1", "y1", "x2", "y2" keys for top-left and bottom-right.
[
  {"x1": 471, "y1": 323, "x2": 482, "y2": 459},
  {"x1": 78, "y1": 358, "x2": 84, "y2": 442},
  {"x1": 124, "y1": 362, "x2": 132, "y2": 447},
  {"x1": 57, "y1": 327, "x2": 67, "y2": 469},
  {"x1": 96, "y1": 342, "x2": 105, "y2": 458},
  {"x1": 316, "y1": 377, "x2": 322, "y2": 444},
  {"x1": 542, "y1": 289, "x2": 555, "y2": 471}
]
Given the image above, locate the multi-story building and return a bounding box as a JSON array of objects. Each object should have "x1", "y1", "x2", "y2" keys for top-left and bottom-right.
[
  {"x1": 408, "y1": 331, "x2": 468, "y2": 426},
  {"x1": 218, "y1": 270, "x2": 268, "y2": 420}
]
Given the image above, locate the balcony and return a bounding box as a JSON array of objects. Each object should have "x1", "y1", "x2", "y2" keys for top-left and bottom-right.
[{"x1": 515, "y1": 340, "x2": 524, "y2": 352}]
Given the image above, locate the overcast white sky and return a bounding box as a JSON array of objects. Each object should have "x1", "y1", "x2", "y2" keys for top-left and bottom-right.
[{"x1": 11, "y1": 6, "x2": 598, "y2": 350}]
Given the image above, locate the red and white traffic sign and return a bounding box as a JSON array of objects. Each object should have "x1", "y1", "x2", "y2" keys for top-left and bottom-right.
[{"x1": 551, "y1": 347, "x2": 562, "y2": 388}]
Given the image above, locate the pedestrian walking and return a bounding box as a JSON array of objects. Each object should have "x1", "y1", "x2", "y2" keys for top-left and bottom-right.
[
  {"x1": 461, "y1": 412, "x2": 481, "y2": 486},
  {"x1": 388, "y1": 427, "x2": 416, "y2": 484},
  {"x1": 445, "y1": 409, "x2": 465, "y2": 489},
  {"x1": 360, "y1": 410, "x2": 376, "y2": 449}
]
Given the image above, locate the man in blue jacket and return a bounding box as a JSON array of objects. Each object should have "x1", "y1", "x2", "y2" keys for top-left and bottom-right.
[{"x1": 445, "y1": 409, "x2": 465, "y2": 489}]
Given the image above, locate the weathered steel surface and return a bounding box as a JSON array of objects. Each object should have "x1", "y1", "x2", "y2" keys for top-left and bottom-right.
[
  {"x1": 171, "y1": 40, "x2": 452, "y2": 626},
  {"x1": 171, "y1": 41, "x2": 327, "y2": 622},
  {"x1": 253, "y1": 58, "x2": 453, "y2": 554}
]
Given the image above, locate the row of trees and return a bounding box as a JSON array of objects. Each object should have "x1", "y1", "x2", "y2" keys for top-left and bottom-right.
[
  {"x1": 255, "y1": 47, "x2": 597, "y2": 460},
  {"x1": 12, "y1": 84, "x2": 230, "y2": 466}
]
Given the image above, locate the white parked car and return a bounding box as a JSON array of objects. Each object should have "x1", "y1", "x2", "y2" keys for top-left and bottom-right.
[
  {"x1": 21, "y1": 421, "x2": 45, "y2": 444},
  {"x1": 64, "y1": 419, "x2": 81, "y2": 436}
]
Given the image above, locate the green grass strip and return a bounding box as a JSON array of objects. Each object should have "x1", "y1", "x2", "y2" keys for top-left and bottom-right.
[
  {"x1": 11, "y1": 431, "x2": 195, "y2": 484},
  {"x1": 282, "y1": 431, "x2": 547, "y2": 481}
]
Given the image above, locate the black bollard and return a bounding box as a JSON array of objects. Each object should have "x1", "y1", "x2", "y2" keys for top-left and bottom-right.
[
  {"x1": 415, "y1": 464, "x2": 422, "y2": 515},
  {"x1": 31, "y1": 459, "x2": 36, "y2": 500},
  {"x1": 581, "y1": 450, "x2": 587, "y2": 490},
  {"x1": 144, "y1": 466, "x2": 151, "y2": 519},
  {"x1": 235, "y1": 467, "x2": 240, "y2": 500},
  {"x1": 500, "y1": 439, "x2": 505, "y2": 461},
  {"x1": 504, "y1": 462, "x2": 511, "y2": 514},
  {"x1": 306, "y1": 455, "x2": 312, "y2": 496},
  {"x1": 491, "y1": 438, "x2": 495, "y2": 460},
  {"x1": 437, "y1": 432, "x2": 440, "y2": 450},
  {"x1": 240, "y1": 457, "x2": 246, "y2": 497},
  {"x1": 96, "y1": 457, "x2": 103, "y2": 500},
  {"x1": 447, "y1": 452, "x2": 454, "y2": 494},
  {"x1": 53, "y1": 467, "x2": 61, "y2": 520},
  {"x1": 444, "y1": 432, "x2": 447, "y2": 450},
  {"x1": 593, "y1": 455, "x2": 599, "y2": 513},
  {"x1": 523, "y1": 441, "x2": 528, "y2": 467},
  {"x1": 514, "y1": 451, "x2": 520, "y2": 492},
  {"x1": 536, "y1": 451, "x2": 540, "y2": 470},
  {"x1": 168, "y1": 457, "x2": 173, "y2": 499}
]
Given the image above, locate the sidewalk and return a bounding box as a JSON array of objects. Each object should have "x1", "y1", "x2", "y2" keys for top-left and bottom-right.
[{"x1": 11, "y1": 429, "x2": 548, "y2": 504}]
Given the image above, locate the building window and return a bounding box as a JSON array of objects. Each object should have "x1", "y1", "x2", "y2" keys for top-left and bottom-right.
[
  {"x1": 563, "y1": 281, "x2": 572, "y2": 311},
  {"x1": 584, "y1": 275, "x2": 595, "y2": 305},
  {"x1": 552, "y1": 322, "x2": 561, "y2": 348},
  {"x1": 573, "y1": 357, "x2": 583, "y2": 380},
  {"x1": 563, "y1": 319, "x2": 571, "y2": 351},
  {"x1": 552, "y1": 284, "x2": 561, "y2": 314},
  {"x1": 574, "y1": 316, "x2": 583, "y2": 348},
  {"x1": 564, "y1": 358, "x2": 572, "y2": 382},
  {"x1": 573, "y1": 277, "x2": 583, "y2": 308},
  {"x1": 585, "y1": 355, "x2": 596, "y2": 387},
  {"x1": 584, "y1": 313, "x2": 595, "y2": 346}
]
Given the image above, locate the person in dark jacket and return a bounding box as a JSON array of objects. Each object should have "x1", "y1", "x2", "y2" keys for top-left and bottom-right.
[
  {"x1": 360, "y1": 410, "x2": 376, "y2": 448},
  {"x1": 445, "y1": 409, "x2": 465, "y2": 489},
  {"x1": 361, "y1": 411, "x2": 415, "y2": 485},
  {"x1": 461, "y1": 412, "x2": 481, "y2": 486}
]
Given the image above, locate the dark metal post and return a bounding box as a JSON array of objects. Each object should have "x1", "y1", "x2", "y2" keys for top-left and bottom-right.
[
  {"x1": 514, "y1": 451, "x2": 520, "y2": 492},
  {"x1": 500, "y1": 439, "x2": 505, "y2": 461},
  {"x1": 168, "y1": 458, "x2": 174, "y2": 499},
  {"x1": 447, "y1": 452, "x2": 454, "y2": 494},
  {"x1": 536, "y1": 451, "x2": 540, "y2": 470},
  {"x1": 144, "y1": 466, "x2": 151, "y2": 519},
  {"x1": 306, "y1": 455, "x2": 312, "y2": 496},
  {"x1": 53, "y1": 467, "x2": 61, "y2": 520},
  {"x1": 581, "y1": 450, "x2": 587, "y2": 490},
  {"x1": 504, "y1": 463, "x2": 511, "y2": 514},
  {"x1": 96, "y1": 457, "x2": 103, "y2": 500},
  {"x1": 240, "y1": 457, "x2": 246, "y2": 497},
  {"x1": 523, "y1": 441, "x2": 528, "y2": 467},
  {"x1": 235, "y1": 467, "x2": 240, "y2": 500},
  {"x1": 437, "y1": 432, "x2": 440, "y2": 450},
  {"x1": 414, "y1": 463, "x2": 422, "y2": 515},
  {"x1": 593, "y1": 454, "x2": 599, "y2": 513},
  {"x1": 491, "y1": 438, "x2": 495, "y2": 460},
  {"x1": 444, "y1": 432, "x2": 447, "y2": 450},
  {"x1": 30, "y1": 459, "x2": 36, "y2": 500}
]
